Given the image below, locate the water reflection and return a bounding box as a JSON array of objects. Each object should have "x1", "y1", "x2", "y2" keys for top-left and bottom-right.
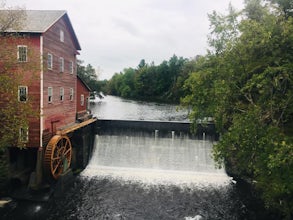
[{"x1": 90, "y1": 95, "x2": 189, "y2": 121}]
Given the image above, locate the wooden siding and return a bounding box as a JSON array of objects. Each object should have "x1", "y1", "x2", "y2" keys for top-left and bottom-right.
[
  {"x1": 76, "y1": 78, "x2": 90, "y2": 113},
  {"x1": 20, "y1": 36, "x2": 41, "y2": 148},
  {"x1": 0, "y1": 35, "x2": 41, "y2": 148},
  {"x1": 1, "y1": 14, "x2": 81, "y2": 148},
  {"x1": 42, "y1": 16, "x2": 79, "y2": 133}
]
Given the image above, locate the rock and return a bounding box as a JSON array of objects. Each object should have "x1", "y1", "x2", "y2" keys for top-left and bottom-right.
[{"x1": 0, "y1": 198, "x2": 12, "y2": 208}]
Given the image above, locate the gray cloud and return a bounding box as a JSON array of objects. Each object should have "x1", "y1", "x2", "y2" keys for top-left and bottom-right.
[{"x1": 7, "y1": 0, "x2": 244, "y2": 79}]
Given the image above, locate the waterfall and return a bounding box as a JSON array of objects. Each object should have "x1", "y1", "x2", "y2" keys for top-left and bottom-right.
[{"x1": 82, "y1": 134, "x2": 230, "y2": 186}]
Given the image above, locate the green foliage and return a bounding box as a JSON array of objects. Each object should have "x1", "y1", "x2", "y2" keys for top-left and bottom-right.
[
  {"x1": 0, "y1": 36, "x2": 39, "y2": 150},
  {"x1": 182, "y1": 0, "x2": 293, "y2": 217},
  {"x1": 76, "y1": 60, "x2": 109, "y2": 93},
  {"x1": 0, "y1": 35, "x2": 40, "y2": 191},
  {"x1": 266, "y1": 0, "x2": 293, "y2": 17},
  {"x1": 214, "y1": 110, "x2": 293, "y2": 216},
  {"x1": 106, "y1": 55, "x2": 188, "y2": 103}
]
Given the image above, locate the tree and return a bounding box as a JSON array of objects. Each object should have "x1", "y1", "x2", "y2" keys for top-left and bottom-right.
[
  {"x1": 106, "y1": 56, "x2": 190, "y2": 103},
  {"x1": 0, "y1": 1, "x2": 26, "y2": 32},
  {"x1": 266, "y1": 0, "x2": 293, "y2": 17},
  {"x1": 0, "y1": 5, "x2": 39, "y2": 191},
  {"x1": 182, "y1": 1, "x2": 293, "y2": 217},
  {"x1": 77, "y1": 60, "x2": 101, "y2": 91},
  {"x1": 137, "y1": 59, "x2": 146, "y2": 69},
  {"x1": 244, "y1": 0, "x2": 267, "y2": 21},
  {"x1": 0, "y1": 4, "x2": 39, "y2": 149}
]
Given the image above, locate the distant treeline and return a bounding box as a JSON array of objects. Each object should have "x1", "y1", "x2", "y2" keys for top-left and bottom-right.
[
  {"x1": 105, "y1": 55, "x2": 199, "y2": 103},
  {"x1": 77, "y1": 54, "x2": 200, "y2": 104}
]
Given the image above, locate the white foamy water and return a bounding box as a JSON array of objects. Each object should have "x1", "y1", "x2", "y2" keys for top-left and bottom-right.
[{"x1": 81, "y1": 135, "x2": 231, "y2": 186}]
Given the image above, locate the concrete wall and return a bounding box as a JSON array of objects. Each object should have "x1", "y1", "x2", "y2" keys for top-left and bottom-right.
[
  {"x1": 71, "y1": 123, "x2": 95, "y2": 170},
  {"x1": 95, "y1": 119, "x2": 218, "y2": 140}
]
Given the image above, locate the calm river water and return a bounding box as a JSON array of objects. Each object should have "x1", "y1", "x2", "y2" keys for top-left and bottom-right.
[
  {"x1": 90, "y1": 95, "x2": 189, "y2": 121},
  {"x1": 1, "y1": 96, "x2": 276, "y2": 220}
]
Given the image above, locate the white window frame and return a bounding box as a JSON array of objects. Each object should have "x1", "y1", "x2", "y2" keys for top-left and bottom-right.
[
  {"x1": 47, "y1": 53, "x2": 53, "y2": 70},
  {"x1": 48, "y1": 87, "x2": 53, "y2": 103},
  {"x1": 18, "y1": 86, "x2": 28, "y2": 102},
  {"x1": 60, "y1": 87, "x2": 64, "y2": 101},
  {"x1": 19, "y1": 127, "x2": 29, "y2": 143},
  {"x1": 59, "y1": 57, "x2": 64, "y2": 73},
  {"x1": 17, "y1": 45, "x2": 27, "y2": 62},
  {"x1": 60, "y1": 29, "x2": 64, "y2": 42},
  {"x1": 81, "y1": 94, "x2": 84, "y2": 106},
  {"x1": 69, "y1": 88, "x2": 74, "y2": 101},
  {"x1": 69, "y1": 61, "x2": 74, "y2": 74}
]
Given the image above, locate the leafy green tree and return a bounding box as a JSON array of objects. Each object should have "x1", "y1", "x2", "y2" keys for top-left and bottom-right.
[
  {"x1": 137, "y1": 59, "x2": 146, "y2": 69},
  {"x1": 267, "y1": 0, "x2": 293, "y2": 17},
  {"x1": 106, "y1": 56, "x2": 188, "y2": 103},
  {"x1": 77, "y1": 61, "x2": 96, "y2": 82},
  {"x1": 0, "y1": 5, "x2": 39, "y2": 191},
  {"x1": 106, "y1": 73, "x2": 124, "y2": 96},
  {"x1": 77, "y1": 60, "x2": 106, "y2": 92},
  {"x1": 120, "y1": 68, "x2": 135, "y2": 98},
  {"x1": 182, "y1": 1, "x2": 293, "y2": 217},
  {"x1": 134, "y1": 64, "x2": 158, "y2": 98}
]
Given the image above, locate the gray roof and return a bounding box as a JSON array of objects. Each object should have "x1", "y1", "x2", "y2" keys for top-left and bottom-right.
[
  {"x1": 27, "y1": 10, "x2": 67, "y2": 32},
  {"x1": 1, "y1": 10, "x2": 81, "y2": 50}
]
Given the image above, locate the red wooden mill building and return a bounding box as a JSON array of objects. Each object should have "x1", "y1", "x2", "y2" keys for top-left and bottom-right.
[{"x1": 0, "y1": 10, "x2": 96, "y2": 187}]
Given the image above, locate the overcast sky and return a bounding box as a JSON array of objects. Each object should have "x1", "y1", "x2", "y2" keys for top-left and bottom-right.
[{"x1": 6, "y1": 0, "x2": 244, "y2": 79}]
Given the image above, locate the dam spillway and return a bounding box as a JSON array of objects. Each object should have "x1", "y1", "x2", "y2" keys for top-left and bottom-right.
[
  {"x1": 82, "y1": 135, "x2": 229, "y2": 186},
  {"x1": 82, "y1": 119, "x2": 229, "y2": 186}
]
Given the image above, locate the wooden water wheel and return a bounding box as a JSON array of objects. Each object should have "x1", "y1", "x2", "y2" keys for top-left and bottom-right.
[{"x1": 44, "y1": 135, "x2": 72, "y2": 179}]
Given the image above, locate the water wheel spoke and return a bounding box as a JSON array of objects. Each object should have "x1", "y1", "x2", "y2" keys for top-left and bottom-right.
[
  {"x1": 64, "y1": 148, "x2": 71, "y2": 156},
  {"x1": 52, "y1": 156, "x2": 61, "y2": 160},
  {"x1": 52, "y1": 160, "x2": 62, "y2": 174}
]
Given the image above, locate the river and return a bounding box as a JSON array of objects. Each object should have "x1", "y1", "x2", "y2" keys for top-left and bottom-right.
[
  {"x1": 90, "y1": 95, "x2": 189, "y2": 121},
  {"x1": 1, "y1": 95, "x2": 276, "y2": 220}
]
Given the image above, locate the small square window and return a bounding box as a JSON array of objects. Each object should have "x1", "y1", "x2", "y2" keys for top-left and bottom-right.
[
  {"x1": 60, "y1": 87, "x2": 64, "y2": 101},
  {"x1": 48, "y1": 53, "x2": 53, "y2": 70},
  {"x1": 18, "y1": 86, "x2": 28, "y2": 102},
  {"x1": 48, "y1": 87, "x2": 53, "y2": 103},
  {"x1": 81, "y1": 94, "x2": 84, "y2": 106},
  {"x1": 19, "y1": 127, "x2": 29, "y2": 143},
  {"x1": 69, "y1": 61, "x2": 74, "y2": 74},
  {"x1": 69, "y1": 88, "x2": 74, "y2": 101},
  {"x1": 60, "y1": 30, "x2": 64, "y2": 42},
  {"x1": 59, "y1": 57, "x2": 64, "y2": 73},
  {"x1": 17, "y1": 45, "x2": 27, "y2": 62}
]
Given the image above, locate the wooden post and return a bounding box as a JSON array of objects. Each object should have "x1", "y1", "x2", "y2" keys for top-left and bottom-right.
[{"x1": 35, "y1": 146, "x2": 43, "y2": 186}]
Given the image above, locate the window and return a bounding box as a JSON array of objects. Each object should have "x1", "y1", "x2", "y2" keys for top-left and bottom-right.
[
  {"x1": 48, "y1": 87, "x2": 53, "y2": 103},
  {"x1": 19, "y1": 127, "x2": 29, "y2": 143},
  {"x1": 81, "y1": 94, "x2": 84, "y2": 106},
  {"x1": 47, "y1": 53, "x2": 53, "y2": 69},
  {"x1": 69, "y1": 61, "x2": 74, "y2": 74},
  {"x1": 59, "y1": 57, "x2": 64, "y2": 72},
  {"x1": 60, "y1": 87, "x2": 64, "y2": 101},
  {"x1": 17, "y1": 45, "x2": 27, "y2": 62},
  {"x1": 60, "y1": 30, "x2": 64, "y2": 42},
  {"x1": 69, "y1": 88, "x2": 74, "y2": 101},
  {"x1": 18, "y1": 86, "x2": 28, "y2": 102}
]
